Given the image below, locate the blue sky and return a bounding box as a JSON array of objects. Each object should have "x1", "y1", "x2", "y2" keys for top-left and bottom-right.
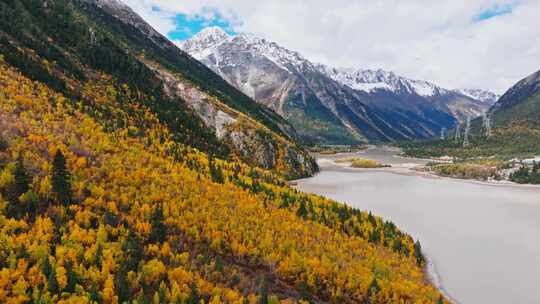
[
  {"x1": 166, "y1": 11, "x2": 235, "y2": 41},
  {"x1": 474, "y1": 4, "x2": 515, "y2": 22},
  {"x1": 164, "y1": 3, "x2": 518, "y2": 41},
  {"x1": 127, "y1": 0, "x2": 539, "y2": 93}
]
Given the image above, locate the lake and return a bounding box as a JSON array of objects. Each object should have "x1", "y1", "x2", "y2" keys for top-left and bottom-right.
[{"x1": 296, "y1": 147, "x2": 540, "y2": 304}]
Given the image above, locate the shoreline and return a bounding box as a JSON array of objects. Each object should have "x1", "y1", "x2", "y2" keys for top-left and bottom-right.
[
  {"x1": 316, "y1": 152, "x2": 540, "y2": 191},
  {"x1": 296, "y1": 147, "x2": 540, "y2": 304},
  {"x1": 425, "y1": 256, "x2": 461, "y2": 304}
]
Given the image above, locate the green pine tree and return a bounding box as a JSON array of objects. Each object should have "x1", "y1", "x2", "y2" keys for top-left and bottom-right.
[
  {"x1": 367, "y1": 277, "x2": 380, "y2": 296},
  {"x1": 296, "y1": 200, "x2": 308, "y2": 219},
  {"x1": 7, "y1": 155, "x2": 31, "y2": 217},
  {"x1": 65, "y1": 261, "x2": 77, "y2": 293},
  {"x1": 208, "y1": 155, "x2": 224, "y2": 184},
  {"x1": 0, "y1": 135, "x2": 7, "y2": 151},
  {"x1": 115, "y1": 262, "x2": 131, "y2": 303},
  {"x1": 47, "y1": 265, "x2": 59, "y2": 294},
  {"x1": 12, "y1": 155, "x2": 30, "y2": 196},
  {"x1": 150, "y1": 205, "x2": 166, "y2": 243},
  {"x1": 258, "y1": 278, "x2": 269, "y2": 304},
  {"x1": 187, "y1": 281, "x2": 200, "y2": 304},
  {"x1": 51, "y1": 150, "x2": 73, "y2": 206},
  {"x1": 122, "y1": 228, "x2": 143, "y2": 272},
  {"x1": 414, "y1": 240, "x2": 425, "y2": 265},
  {"x1": 299, "y1": 281, "x2": 312, "y2": 302}
]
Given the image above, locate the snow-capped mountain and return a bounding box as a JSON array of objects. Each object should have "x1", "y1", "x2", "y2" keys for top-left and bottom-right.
[
  {"x1": 455, "y1": 88, "x2": 500, "y2": 104},
  {"x1": 180, "y1": 28, "x2": 313, "y2": 73},
  {"x1": 319, "y1": 66, "x2": 450, "y2": 97},
  {"x1": 180, "y1": 27, "x2": 497, "y2": 143}
]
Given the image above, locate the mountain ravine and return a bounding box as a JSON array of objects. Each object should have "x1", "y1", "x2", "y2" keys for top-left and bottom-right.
[{"x1": 180, "y1": 27, "x2": 498, "y2": 145}]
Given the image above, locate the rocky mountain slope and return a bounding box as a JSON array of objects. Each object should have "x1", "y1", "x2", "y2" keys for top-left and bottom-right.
[
  {"x1": 180, "y1": 27, "x2": 497, "y2": 144},
  {"x1": 0, "y1": 0, "x2": 317, "y2": 178},
  {"x1": 401, "y1": 68, "x2": 540, "y2": 160},
  {"x1": 489, "y1": 69, "x2": 540, "y2": 127}
]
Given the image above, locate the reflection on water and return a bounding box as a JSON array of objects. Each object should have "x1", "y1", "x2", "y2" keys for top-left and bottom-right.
[{"x1": 297, "y1": 147, "x2": 540, "y2": 304}]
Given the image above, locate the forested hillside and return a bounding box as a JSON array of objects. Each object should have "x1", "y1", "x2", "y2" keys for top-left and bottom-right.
[
  {"x1": 0, "y1": 59, "x2": 446, "y2": 303},
  {"x1": 401, "y1": 69, "x2": 540, "y2": 160},
  {"x1": 0, "y1": 0, "x2": 317, "y2": 179}
]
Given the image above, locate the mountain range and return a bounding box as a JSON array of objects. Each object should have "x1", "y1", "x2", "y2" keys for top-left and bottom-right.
[
  {"x1": 180, "y1": 27, "x2": 498, "y2": 144},
  {"x1": 401, "y1": 66, "x2": 540, "y2": 160},
  {"x1": 490, "y1": 69, "x2": 540, "y2": 128}
]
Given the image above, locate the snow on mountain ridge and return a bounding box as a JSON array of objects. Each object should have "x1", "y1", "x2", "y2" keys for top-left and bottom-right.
[
  {"x1": 178, "y1": 27, "x2": 231, "y2": 60},
  {"x1": 318, "y1": 65, "x2": 448, "y2": 97},
  {"x1": 455, "y1": 88, "x2": 500, "y2": 104},
  {"x1": 234, "y1": 33, "x2": 309, "y2": 73},
  {"x1": 181, "y1": 27, "x2": 497, "y2": 100}
]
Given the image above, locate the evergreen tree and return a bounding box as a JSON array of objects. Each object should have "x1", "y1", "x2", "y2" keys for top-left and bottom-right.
[
  {"x1": 51, "y1": 150, "x2": 73, "y2": 206},
  {"x1": 368, "y1": 211, "x2": 376, "y2": 225},
  {"x1": 12, "y1": 155, "x2": 30, "y2": 197},
  {"x1": 367, "y1": 277, "x2": 380, "y2": 296},
  {"x1": 369, "y1": 230, "x2": 381, "y2": 243},
  {"x1": 150, "y1": 204, "x2": 166, "y2": 243},
  {"x1": 89, "y1": 284, "x2": 101, "y2": 303},
  {"x1": 7, "y1": 155, "x2": 31, "y2": 217},
  {"x1": 47, "y1": 265, "x2": 59, "y2": 294},
  {"x1": 258, "y1": 278, "x2": 269, "y2": 304},
  {"x1": 296, "y1": 200, "x2": 308, "y2": 219},
  {"x1": 215, "y1": 256, "x2": 224, "y2": 273},
  {"x1": 208, "y1": 155, "x2": 224, "y2": 184},
  {"x1": 122, "y1": 228, "x2": 143, "y2": 272},
  {"x1": 0, "y1": 135, "x2": 7, "y2": 151},
  {"x1": 115, "y1": 262, "x2": 131, "y2": 303},
  {"x1": 299, "y1": 281, "x2": 312, "y2": 302},
  {"x1": 186, "y1": 281, "x2": 200, "y2": 304},
  {"x1": 320, "y1": 210, "x2": 327, "y2": 224},
  {"x1": 414, "y1": 241, "x2": 425, "y2": 265},
  {"x1": 65, "y1": 261, "x2": 77, "y2": 293},
  {"x1": 41, "y1": 257, "x2": 52, "y2": 279},
  {"x1": 94, "y1": 243, "x2": 103, "y2": 268}
]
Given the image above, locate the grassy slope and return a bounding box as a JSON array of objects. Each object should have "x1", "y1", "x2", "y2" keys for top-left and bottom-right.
[
  {"x1": 401, "y1": 124, "x2": 540, "y2": 160},
  {"x1": 493, "y1": 92, "x2": 540, "y2": 128},
  {"x1": 401, "y1": 77, "x2": 540, "y2": 160},
  {"x1": 0, "y1": 61, "x2": 445, "y2": 303}
]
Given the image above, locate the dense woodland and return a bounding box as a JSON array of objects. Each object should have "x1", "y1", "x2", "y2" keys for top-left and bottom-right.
[
  {"x1": 509, "y1": 162, "x2": 540, "y2": 184},
  {"x1": 0, "y1": 0, "x2": 317, "y2": 179},
  {"x1": 0, "y1": 60, "x2": 446, "y2": 303},
  {"x1": 400, "y1": 122, "x2": 540, "y2": 160}
]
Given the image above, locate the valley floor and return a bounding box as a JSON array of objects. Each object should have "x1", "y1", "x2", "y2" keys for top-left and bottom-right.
[
  {"x1": 323, "y1": 146, "x2": 540, "y2": 187},
  {"x1": 296, "y1": 147, "x2": 540, "y2": 304}
]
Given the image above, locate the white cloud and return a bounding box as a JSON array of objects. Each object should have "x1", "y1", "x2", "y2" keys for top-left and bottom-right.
[{"x1": 123, "y1": 0, "x2": 540, "y2": 93}]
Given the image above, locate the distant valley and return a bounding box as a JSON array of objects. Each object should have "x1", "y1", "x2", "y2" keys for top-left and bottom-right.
[{"x1": 180, "y1": 27, "x2": 498, "y2": 144}]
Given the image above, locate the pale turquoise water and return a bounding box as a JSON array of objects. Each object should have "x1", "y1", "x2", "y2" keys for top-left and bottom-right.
[{"x1": 297, "y1": 148, "x2": 540, "y2": 304}]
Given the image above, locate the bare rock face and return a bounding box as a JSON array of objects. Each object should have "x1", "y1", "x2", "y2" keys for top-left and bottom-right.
[
  {"x1": 152, "y1": 63, "x2": 317, "y2": 178},
  {"x1": 81, "y1": 0, "x2": 317, "y2": 177},
  {"x1": 181, "y1": 27, "x2": 499, "y2": 143}
]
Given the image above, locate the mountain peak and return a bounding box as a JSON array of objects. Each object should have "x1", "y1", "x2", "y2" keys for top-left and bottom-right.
[
  {"x1": 455, "y1": 88, "x2": 499, "y2": 104},
  {"x1": 179, "y1": 27, "x2": 232, "y2": 59},
  {"x1": 194, "y1": 26, "x2": 231, "y2": 41}
]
